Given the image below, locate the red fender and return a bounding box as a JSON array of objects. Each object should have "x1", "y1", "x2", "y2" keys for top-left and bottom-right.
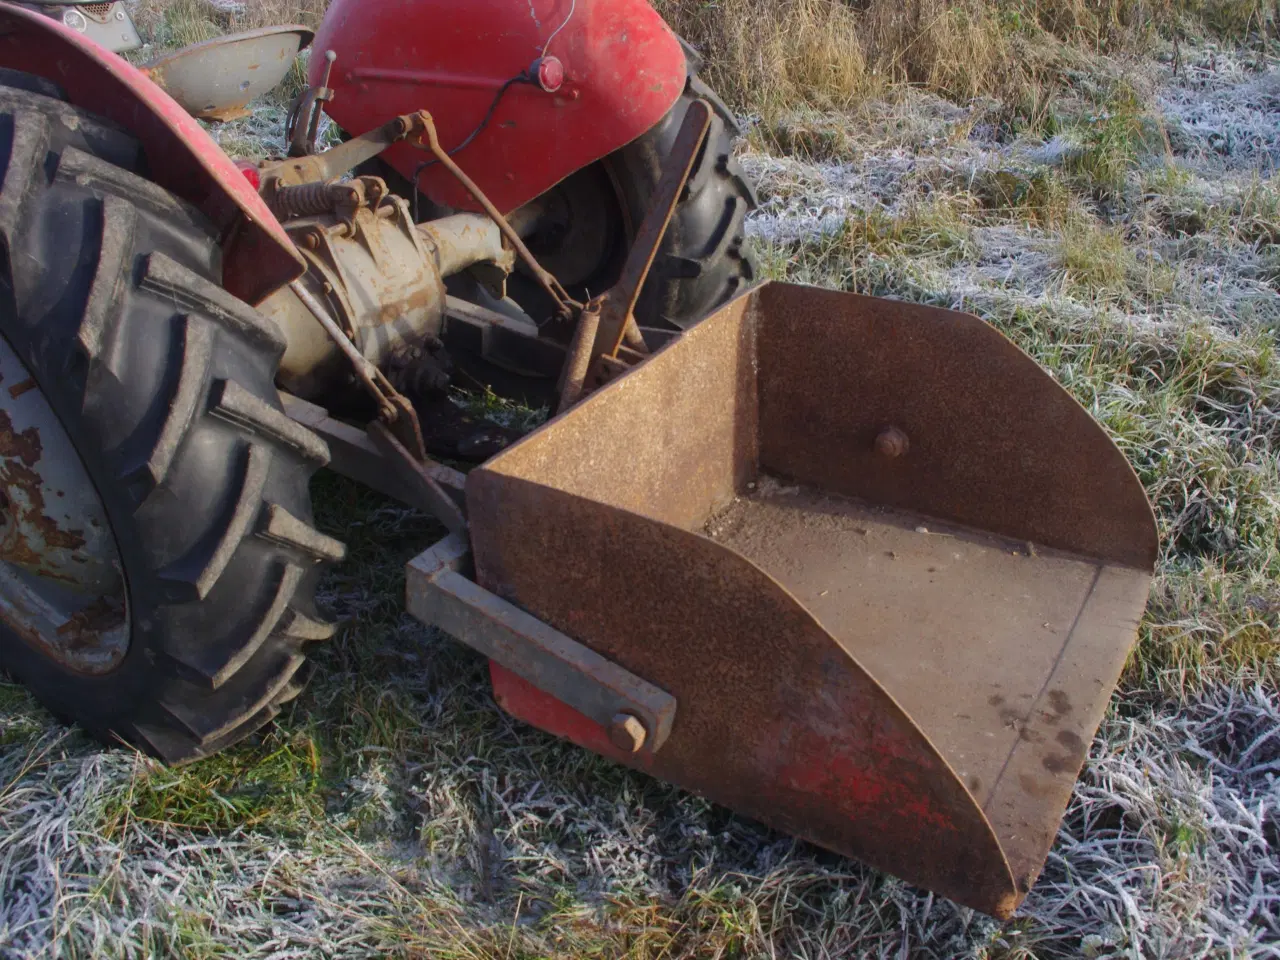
[
  {"x1": 0, "y1": 5, "x2": 303, "y2": 305},
  {"x1": 312, "y1": 0, "x2": 687, "y2": 215}
]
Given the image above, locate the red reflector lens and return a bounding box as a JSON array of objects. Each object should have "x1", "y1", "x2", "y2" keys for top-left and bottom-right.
[{"x1": 236, "y1": 162, "x2": 261, "y2": 190}]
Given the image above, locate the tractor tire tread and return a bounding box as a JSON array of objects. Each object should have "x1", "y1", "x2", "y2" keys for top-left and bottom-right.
[
  {"x1": 126, "y1": 317, "x2": 214, "y2": 497},
  {"x1": 0, "y1": 109, "x2": 49, "y2": 248},
  {"x1": 614, "y1": 74, "x2": 758, "y2": 331},
  {"x1": 56, "y1": 146, "x2": 215, "y2": 240},
  {"x1": 210, "y1": 378, "x2": 331, "y2": 467},
  {"x1": 256, "y1": 503, "x2": 347, "y2": 564},
  {"x1": 77, "y1": 194, "x2": 135, "y2": 365},
  {"x1": 138, "y1": 252, "x2": 286, "y2": 354},
  {"x1": 0, "y1": 78, "x2": 340, "y2": 765}
]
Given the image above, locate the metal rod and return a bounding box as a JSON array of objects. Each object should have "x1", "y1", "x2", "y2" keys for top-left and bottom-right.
[
  {"x1": 368, "y1": 422, "x2": 468, "y2": 535},
  {"x1": 288, "y1": 279, "x2": 395, "y2": 420},
  {"x1": 595, "y1": 100, "x2": 712, "y2": 361},
  {"x1": 417, "y1": 111, "x2": 582, "y2": 317},
  {"x1": 556, "y1": 299, "x2": 601, "y2": 414}
]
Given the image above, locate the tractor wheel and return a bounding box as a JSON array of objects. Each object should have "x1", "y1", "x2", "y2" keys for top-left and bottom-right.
[
  {"x1": 608, "y1": 76, "x2": 759, "y2": 330},
  {"x1": 0, "y1": 75, "x2": 344, "y2": 763},
  {"x1": 522, "y1": 73, "x2": 758, "y2": 331}
]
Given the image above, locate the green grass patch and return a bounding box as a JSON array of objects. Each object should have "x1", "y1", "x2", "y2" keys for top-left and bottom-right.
[
  {"x1": 757, "y1": 116, "x2": 854, "y2": 163},
  {"x1": 970, "y1": 168, "x2": 1074, "y2": 227},
  {"x1": 1061, "y1": 82, "x2": 1169, "y2": 200},
  {"x1": 759, "y1": 197, "x2": 979, "y2": 289},
  {"x1": 1230, "y1": 177, "x2": 1280, "y2": 246},
  {"x1": 0, "y1": 680, "x2": 49, "y2": 746},
  {"x1": 115, "y1": 734, "x2": 324, "y2": 835},
  {"x1": 1056, "y1": 217, "x2": 1135, "y2": 294}
]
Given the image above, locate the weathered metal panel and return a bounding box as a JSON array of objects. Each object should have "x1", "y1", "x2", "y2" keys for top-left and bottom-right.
[
  {"x1": 753, "y1": 283, "x2": 1159, "y2": 570},
  {"x1": 473, "y1": 290, "x2": 758, "y2": 533},
  {"x1": 471, "y1": 476, "x2": 1018, "y2": 916},
  {"x1": 455, "y1": 281, "x2": 1157, "y2": 917}
]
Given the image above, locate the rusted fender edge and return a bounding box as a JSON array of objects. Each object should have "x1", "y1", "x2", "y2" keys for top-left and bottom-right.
[{"x1": 0, "y1": 5, "x2": 304, "y2": 305}]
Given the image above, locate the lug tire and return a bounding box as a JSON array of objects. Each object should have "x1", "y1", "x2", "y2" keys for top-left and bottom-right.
[
  {"x1": 0, "y1": 75, "x2": 344, "y2": 764},
  {"x1": 605, "y1": 73, "x2": 759, "y2": 330}
]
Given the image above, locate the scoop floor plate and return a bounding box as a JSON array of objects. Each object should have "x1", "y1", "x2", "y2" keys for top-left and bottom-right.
[{"x1": 708, "y1": 481, "x2": 1150, "y2": 896}]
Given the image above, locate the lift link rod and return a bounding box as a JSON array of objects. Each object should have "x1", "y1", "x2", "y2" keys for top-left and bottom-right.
[
  {"x1": 288, "y1": 279, "x2": 397, "y2": 422},
  {"x1": 289, "y1": 278, "x2": 431, "y2": 468},
  {"x1": 558, "y1": 99, "x2": 713, "y2": 414},
  {"x1": 415, "y1": 112, "x2": 582, "y2": 322}
]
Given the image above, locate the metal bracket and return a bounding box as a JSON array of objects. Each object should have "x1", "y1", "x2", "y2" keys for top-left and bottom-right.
[
  {"x1": 267, "y1": 109, "x2": 431, "y2": 189},
  {"x1": 407, "y1": 534, "x2": 677, "y2": 755},
  {"x1": 287, "y1": 49, "x2": 337, "y2": 157},
  {"x1": 368, "y1": 421, "x2": 468, "y2": 536}
]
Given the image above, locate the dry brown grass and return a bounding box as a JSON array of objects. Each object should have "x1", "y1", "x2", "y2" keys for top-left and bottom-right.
[
  {"x1": 658, "y1": 0, "x2": 1276, "y2": 118},
  {"x1": 130, "y1": 0, "x2": 1276, "y2": 120}
]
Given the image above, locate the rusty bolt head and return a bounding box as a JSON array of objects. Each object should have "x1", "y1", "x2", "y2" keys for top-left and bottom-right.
[
  {"x1": 609, "y1": 712, "x2": 647, "y2": 753},
  {"x1": 875, "y1": 426, "x2": 910, "y2": 459}
]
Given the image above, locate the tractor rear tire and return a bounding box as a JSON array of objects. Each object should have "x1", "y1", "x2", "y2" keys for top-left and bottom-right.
[
  {"x1": 514, "y1": 70, "x2": 758, "y2": 332},
  {"x1": 606, "y1": 75, "x2": 759, "y2": 330},
  {"x1": 0, "y1": 77, "x2": 343, "y2": 764}
]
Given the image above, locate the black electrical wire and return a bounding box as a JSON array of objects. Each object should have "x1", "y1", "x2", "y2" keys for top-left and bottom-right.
[{"x1": 412, "y1": 72, "x2": 533, "y2": 222}]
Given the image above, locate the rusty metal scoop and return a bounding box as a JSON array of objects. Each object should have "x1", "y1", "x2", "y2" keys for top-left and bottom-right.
[{"x1": 441, "y1": 282, "x2": 1157, "y2": 917}]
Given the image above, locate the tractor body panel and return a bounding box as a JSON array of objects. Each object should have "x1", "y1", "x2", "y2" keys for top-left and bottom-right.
[
  {"x1": 312, "y1": 0, "x2": 688, "y2": 214},
  {"x1": 0, "y1": 3, "x2": 303, "y2": 304}
]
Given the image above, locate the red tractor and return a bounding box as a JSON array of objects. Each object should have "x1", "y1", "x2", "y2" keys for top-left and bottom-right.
[{"x1": 0, "y1": 0, "x2": 1157, "y2": 919}]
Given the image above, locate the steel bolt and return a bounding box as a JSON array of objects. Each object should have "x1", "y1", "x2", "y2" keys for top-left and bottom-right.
[
  {"x1": 875, "y1": 426, "x2": 910, "y2": 459},
  {"x1": 609, "y1": 712, "x2": 647, "y2": 753}
]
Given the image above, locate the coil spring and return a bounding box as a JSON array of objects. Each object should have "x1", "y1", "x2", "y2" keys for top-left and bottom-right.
[{"x1": 273, "y1": 182, "x2": 361, "y2": 221}]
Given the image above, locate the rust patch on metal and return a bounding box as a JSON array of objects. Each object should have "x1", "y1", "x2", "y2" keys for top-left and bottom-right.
[
  {"x1": 0, "y1": 404, "x2": 41, "y2": 466},
  {"x1": 56, "y1": 594, "x2": 128, "y2": 650},
  {"x1": 0, "y1": 405, "x2": 80, "y2": 580},
  {"x1": 0, "y1": 344, "x2": 129, "y2": 675},
  {"x1": 0, "y1": 404, "x2": 89, "y2": 576}
]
